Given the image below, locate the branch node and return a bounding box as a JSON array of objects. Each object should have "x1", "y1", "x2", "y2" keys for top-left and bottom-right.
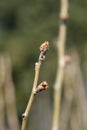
[
  {"x1": 59, "y1": 57, "x2": 65, "y2": 68},
  {"x1": 22, "y1": 113, "x2": 27, "y2": 119},
  {"x1": 39, "y1": 53, "x2": 46, "y2": 61},
  {"x1": 59, "y1": 18, "x2": 68, "y2": 25},
  {"x1": 35, "y1": 62, "x2": 38, "y2": 70},
  {"x1": 64, "y1": 55, "x2": 71, "y2": 63}
]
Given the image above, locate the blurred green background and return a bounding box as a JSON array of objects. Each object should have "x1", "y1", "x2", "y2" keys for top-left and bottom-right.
[{"x1": 0, "y1": 0, "x2": 87, "y2": 130}]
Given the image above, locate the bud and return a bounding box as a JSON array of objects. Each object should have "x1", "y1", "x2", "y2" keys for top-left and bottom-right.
[
  {"x1": 40, "y1": 41, "x2": 49, "y2": 53},
  {"x1": 39, "y1": 41, "x2": 49, "y2": 61},
  {"x1": 33, "y1": 81, "x2": 48, "y2": 94}
]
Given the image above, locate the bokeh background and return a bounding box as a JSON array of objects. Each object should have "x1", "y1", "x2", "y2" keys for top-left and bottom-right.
[{"x1": 0, "y1": 0, "x2": 87, "y2": 130}]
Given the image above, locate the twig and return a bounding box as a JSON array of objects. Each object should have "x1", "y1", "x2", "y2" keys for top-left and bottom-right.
[
  {"x1": 4, "y1": 55, "x2": 20, "y2": 130},
  {"x1": 68, "y1": 49, "x2": 87, "y2": 130},
  {"x1": 21, "y1": 41, "x2": 49, "y2": 130},
  {"x1": 0, "y1": 55, "x2": 6, "y2": 130},
  {"x1": 59, "y1": 54, "x2": 73, "y2": 130},
  {"x1": 52, "y1": 0, "x2": 69, "y2": 130}
]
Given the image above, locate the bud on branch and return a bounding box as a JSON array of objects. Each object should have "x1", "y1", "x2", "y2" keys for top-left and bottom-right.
[
  {"x1": 39, "y1": 41, "x2": 49, "y2": 60},
  {"x1": 33, "y1": 81, "x2": 49, "y2": 94}
]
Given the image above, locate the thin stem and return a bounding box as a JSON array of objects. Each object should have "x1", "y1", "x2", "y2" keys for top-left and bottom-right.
[
  {"x1": 4, "y1": 55, "x2": 20, "y2": 130},
  {"x1": 52, "y1": 0, "x2": 69, "y2": 130},
  {"x1": 21, "y1": 60, "x2": 41, "y2": 130},
  {"x1": 21, "y1": 41, "x2": 49, "y2": 130},
  {"x1": 0, "y1": 55, "x2": 5, "y2": 130}
]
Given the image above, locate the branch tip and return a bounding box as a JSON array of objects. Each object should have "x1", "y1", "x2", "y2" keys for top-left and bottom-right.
[
  {"x1": 39, "y1": 41, "x2": 49, "y2": 61},
  {"x1": 40, "y1": 41, "x2": 49, "y2": 52}
]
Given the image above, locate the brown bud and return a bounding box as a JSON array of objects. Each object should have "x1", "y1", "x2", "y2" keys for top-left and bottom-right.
[
  {"x1": 40, "y1": 41, "x2": 49, "y2": 52},
  {"x1": 34, "y1": 81, "x2": 48, "y2": 94}
]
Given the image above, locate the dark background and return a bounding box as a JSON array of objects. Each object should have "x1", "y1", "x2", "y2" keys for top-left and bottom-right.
[{"x1": 0, "y1": 0, "x2": 87, "y2": 129}]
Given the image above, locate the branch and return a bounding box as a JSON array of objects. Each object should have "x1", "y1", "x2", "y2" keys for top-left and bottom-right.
[
  {"x1": 0, "y1": 55, "x2": 6, "y2": 130},
  {"x1": 4, "y1": 55, "x2": 20, "y2": 130},
  {"x1": 21, "y1": 41, "x2": 49, "y2": 130},
  {"x1": 52, "y1": 0, "x2": 69, "y2": 130}
]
